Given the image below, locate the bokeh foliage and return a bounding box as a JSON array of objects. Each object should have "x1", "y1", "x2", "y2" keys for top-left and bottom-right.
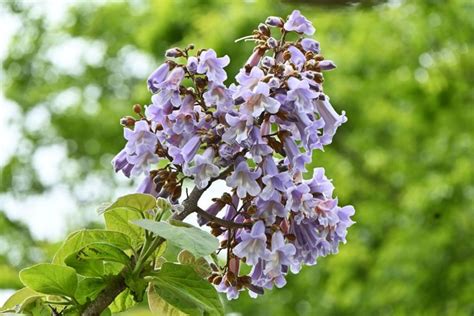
[{"x1": 1, "y1": 0, "x2": 473, "y2": 315}]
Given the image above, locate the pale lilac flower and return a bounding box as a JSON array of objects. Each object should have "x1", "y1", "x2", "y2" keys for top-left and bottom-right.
[
  {"x1": 186, "y1": 56, "x2": 198, "y2": 74},
  {"x1": 248, "y1": 128, "x2": 273, "y2": 163},
  {"x1": 197, "y1": 49, "x2": 230, "y2": 83},
  {"x1": 136, "y1": 175, "x2": 158, "y2": 197},
  {"x1": 168, "y1": 135, "x2": 201, "y2": 165},
  {"x1": 282, "y1": 135, "x2": 311, "y2": 173},
  {"x1": 287, "y1": 77, "x2": 318, "y2": 113},
  {"x1": 254, "y1": 192, "x2": 287, "y2": 224},
  {"x1": 301, "y1": 38, "x2": 320, "y2": 54},
  {"x1": 241, "y1": 82, "x2": 280, "y2": 117},
  {"x1": 147, "y1": 63, "x2": 169, "y2": 93},
  {"x1": 222, "y1": 113, "x2": 254, "y2": 145},
  {"x1": 233, "y1": 221, "x2": 268, "y2": 265},
  {"x1": 261, "y1": 156, "x2": 292, "y2": 199},
  {"x1": 265, "y1": 16, "x2": 284, "y2": 27},
  {"x1": 263, "y1": 231, "x2": 295, "y2": 286},
  {"x1": 319, "y1": 60, "x2": 336, "y2": 71},
  {"x1": 203, "y1": 83, "x2": 233, "y2": 112},
  {"x1": 226, "y1": 160, "x2": 261, "y2": 198},
  {"x1": 233, "y1": 66, "x2": 265, "y2": 100},
  {"x1": 284, "y1": 10, "x2": 315, "y2": 35},
  {"x1": 287, "y1": 46, "x2": 306, "y2": 69},
  {"x1": 155, "y1": 67, "x2": 185, "y2": 106},
  {"x1": 112, "y1": 149, "x2": 134, "y2": 178},
  {"x1": 122, "y1": 120, "x2": 159, "y2": 176},
  {"x1": 305, "y1": 167, "x2": 334, "y2": 197},
  {"x1": 184, "y1": 147, "x2": 220, "y2": 189},
  {"x1": 314, "y1": 96, "x2": 347, "y2": 145},
  {"x1": 286, "y1": 183, "x2": 311, "y2": 213}
]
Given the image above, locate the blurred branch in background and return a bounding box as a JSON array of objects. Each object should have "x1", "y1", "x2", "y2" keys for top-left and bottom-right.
[{"x1": 0, "y1": 0, "x2": 473, "y2": 315}]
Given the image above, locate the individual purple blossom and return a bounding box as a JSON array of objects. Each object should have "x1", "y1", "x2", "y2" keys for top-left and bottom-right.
[
  {"x1": 145, "y1": 97, "x2": 173, "y2": 125},
  {"x1": 263, "y1": 231, "x2": 295, "y2": 287},
  {"x1": 287, "y1": 46, "x2": 306, "y2": 70},
  {"x1": 168, "y1": 95, "x2": 198, "y2": 135},
  {"x1": 286, "y1": 183, "x2": 311, "y2": 213},
  {"x1": 284, "y1": 10, "x2": 315, "y2": 35},
  {"x1": 226, "y1": 159, "x2": 261, "y2": 198},
  {"x1": 222, "y1": 113, "x2": 254, "y2": 145},
  {"x1": 147, "y1": 63, "x2": 169, "y2": 93},
  {"x1": 314, "y1": 95, "x2": 347, "y2": 145},
  {"x1": 287, "y1": 77, "x2": 319, "y2": 113},
  {"x1": 122, "y1": 120, "x2": 159, "y2": 176},
  {"x1": 305, "y1": 167, "x2": 334, "y2": 197},
  {"x1": 248, "y1": 128, "x2": 273, "y2": 163},
  {"x1": 186, "y1": 56, "x2": 198, "y2": 74},
  {"x1": 184, "y1": 147, "x2": 220, "y2": 189},
  {"x1": 155, "y1": 67, "x2": 184, "y2": 106},
  {"x1": 136, "y1": 175, "x2": 158, "y2": 197},
  {"x1": 233, "y1": 221, "x2": 268, "y2": 265},
  {"x1": 112, "y1": 149, "x2": 134, "y2": 177},
  {"x1": 301, "y1": 38, "x2": 320, "y2": 54},
  {"x1": 168, "y1": 135, "x2": 201, "y2": 165},
  {"x1": 261, "y1": 156, "x2": 292, "y2": 199},
  {"x1": 241, "y1": 82, "x2": 280, "y2": 117},
  {"x1": 254, "y1": 192, "x2": 287, "y2": 224},
  {"x1": 319, "y1": 60, "x2": 337, "y2": 71},
  {"x1": 233, "y1": 66, "x2": 265, "y2": 100},
  {"x1": 197, "y1": 49, "x2": 230, "y2": 83},
  {"x1": 203, "y1": 83, "x2": 233, "y2": 113},
  {"x1": 265, "y1": 16, "x2": 284, "y2": 27},
  {"x1": 282, "y1": 134, "x2": 311, "y2": 173}
]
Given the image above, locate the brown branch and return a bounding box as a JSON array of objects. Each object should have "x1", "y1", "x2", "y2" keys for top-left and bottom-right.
[
  {"x1": 81, "y1": 272, "x2": 127, "y2": 316},
  {"x1": 194, "y1": 206, "x2": 251, "y2": 229}
]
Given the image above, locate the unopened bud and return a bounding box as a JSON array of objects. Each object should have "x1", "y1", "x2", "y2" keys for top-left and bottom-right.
[
  {"x1": 133, "y1": 104, "x2": 142, "y2": 114},
  {"x1": 266, "y1": 37, "x2": 278, "y2": 49},
  {"x1": 283, "y1": 50, "x2": 292, "y2": 61},
  {"x1": 262, "y1": 56, "x2": 275, "y2": 68},
  {"x1": 265, "y1": 16, "x2": 284, "y2": 27},
  {"x1": 258, "y1": 23, "x2": 270, "y2": 36},
  {"x1": 165, "y1": 47, "x2": 183, "y2": 58},
  {"x1": 120, "y1": 116, "x2": 136, "y2": 127}
]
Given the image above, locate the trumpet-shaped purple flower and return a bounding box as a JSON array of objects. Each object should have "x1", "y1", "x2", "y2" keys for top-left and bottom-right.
[
  {"x1": 197, "y1": 49, "x2": 230, "y2": 84},
  {"x1": 287, "y1": 46, "x2": 306, "y2": 70},
  {"x1": 319, "y1": 60, "x2": 337, "y2": 71},
  {"x1": 203, "y1": 83, "x2": 233, "y2": 113},
  {"x1": 233, "y1": 67, "x2": 265, "y2": 100},
  {"x1": 168, "y1": 135, "x2": 201, "y2": 165},
  {"x1": 254, "y1": 192, "x2": 287, "y2": 224},
  {"x1": 154, "y1": 67, "x2": 184, "y2": 106},
  {"x1": 222, "y1": 113, "x2": 254, "y2": 145},
  {"x1": 301, "y1": 38, "x2": 320, "y2": 54},
  {"x1": 287, "y1": 77, "x2": 318, "y2": 113},
  {"x1": 248, "y1": 128, "x2": 272, "y2": 163},
  {"x1": 263, "y1": 231, "x2": 295, "y2": 286},
  {"x1": 186, "y1": 56, "x2": 198, "y2": 74},
  {"x1": 261, "y1": 156, "x2": 292, "y2": 199},
  {"x1": 121, "y1": 120, "x2": 159, "y2": 176},
  {"x1": 284, "y1": 10, "x2": 315, "y2": 35},
  {"x1": 315, "y1": 96, "x2": 347, "y2": 145},
  {"x1": 241, "y1": 82, "x2": 280, "y2": 117},
  {"x1": 112, "y1": 149, "x2": 134, "y2": 178},
  {"x1": 226, "y1": 160, "x2": 261, "y2": 198},
  {"x1": 233, "y1": 221, "x2": 268, "y2": 265},
  {"x1": 282, "y1": 135, "x2": 311, "y2": 173},
  {"x1": 147, "y1": 63, "x2": 169, "y2": 93},
  {"x1": 184, "y1": 147, "x2": 220, "y2": 189},
  {"x1": 306, "y1": 167, "x2": 334, "y2": 197}
]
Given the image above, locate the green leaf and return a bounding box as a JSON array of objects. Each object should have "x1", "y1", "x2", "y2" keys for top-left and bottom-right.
[
  {"x1": 124, "y1": 274, "x2": 148, "y2": 303},
  {"x1": 104, "y1": 209, "x2": 144, "y2": 247},
  {"x1": 148, "y1": 285, "x2": 188, "y2": 316},
  {"x1": 64, "y1": 256, "x2": 104, "y2": 278},
  {"x1": 19, "y1": 264, "x2": 78, "y2": 298},
  {"x1": 150, "y1": 262, "x2": 224, "y2": 316},
  {"x1": 1, "y1": 288, "x2": 40, "y2": 312},
  {"x1": 109, "y1": 289, "x2": 136, "y2": 313},
  {"x1": 132, "y1": 220, "x2": 219, "y2": 258},
  {"x1": 19, "y1": 297, "x2": 50, "y2": 316},
  {"x1": 178, "y1": 250, "x2": 212, "y2": 279},
  {"x1": 99, "y1": 193, "x2": 156, "y2": 214},
  {"x1": 75, "y1": 278, "x2": 107, "y2": 305},
  {"x1": 67, "y1": 242, "x2": 130, "y2": 266},
  {"x1": 52, "y1": 229, "x2": 132, "y2": 265},
  {"x1": 156, "y1": 197, "x2": 172, "y2": 213}
]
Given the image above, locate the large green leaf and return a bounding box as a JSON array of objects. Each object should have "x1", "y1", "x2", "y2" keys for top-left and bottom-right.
[
  {"x1": 109, "y1": 288, "x2": 136, "y2": 313},
  {"x1": 1, "y1": 287, "x2": 40, "y2": 312},
  {"x1": 66, "y1": 242, "x2": 130, "y2": 266},
  {"x1": 148, "y1": 285, "x2": 188, "y2": 316},
  {"x1": 99, "y1": 193, "x2": 156, "y2": 214},
  {"x1": 75, "y1": 278, "x2": 107, "y2": 305},
  {"x1": 104, "y1": 208, "x2": 144, "y2": 247},
  {"x1": 19, "y1": 264, "x2": 78, "y2": 298},
  {"x1": 178, "y1": 250, "x2": 212, "y2": 279},
  {"x1": 52, "y1": 230, "x2": 132, "y2": 265},
  {"x1": 150, "y1": 262, "x2": 224, "y2": 316},
  {"x1": 132, "y1": 220, "x2": 219, "y2": 258}
]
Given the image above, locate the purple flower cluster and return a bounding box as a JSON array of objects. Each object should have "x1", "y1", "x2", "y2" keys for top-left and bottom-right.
[{"x1": 113, "y1": 10, "x2": 355, "y2": 299}]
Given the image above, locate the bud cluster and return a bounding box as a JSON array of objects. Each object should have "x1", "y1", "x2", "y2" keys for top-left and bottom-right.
[{"x1": 113, "y1": 10, "x2": 355, "y2": 299}]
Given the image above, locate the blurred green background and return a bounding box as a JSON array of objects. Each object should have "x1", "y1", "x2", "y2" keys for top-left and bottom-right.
[{"x1": 1, "y1": 0, "x2": 473, "y2": 315}]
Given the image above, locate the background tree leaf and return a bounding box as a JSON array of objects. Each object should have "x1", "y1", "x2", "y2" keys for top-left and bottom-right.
[
  {"x1": 19, "y1": 264, "x2": 78, "y2": 298},
  {"x1": 132, "y1": 220, "x2": 219, "y2": 258}
]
